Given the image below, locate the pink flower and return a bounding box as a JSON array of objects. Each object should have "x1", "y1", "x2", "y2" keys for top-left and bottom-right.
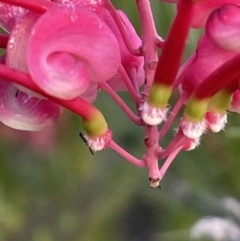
[
  {"x1": 6, "y1": 4, "x2": 120, "y2": 100},
  {"x1": 1, "y1": 0, "x2": 240, "y2": 188}
]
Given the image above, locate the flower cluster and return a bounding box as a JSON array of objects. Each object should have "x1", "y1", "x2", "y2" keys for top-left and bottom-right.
[{"x1": 0, "y1": 0, "x2": 240, "y2": 188}]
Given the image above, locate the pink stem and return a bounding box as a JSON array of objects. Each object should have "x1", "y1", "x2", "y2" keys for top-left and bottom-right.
[
  {"x1": 108, "y1": 140, "x2": 146, "y2": 167},
  {"x1": 99, "y1": 82, "x2": 143, "y2": 125},
  {"x1": 0, "y1": 34, "x2": 9, "y2": 48},
  {"x1": 135, "y1": 0, "x2": 159, "y2": 95},
  {"x1": 146, "y1": 125, "x2": 159, "y2": 148},
  {"x1": 118, "y1": 65, "x2": 141, "y2": 103},
  {"x1": 105, "y1": 0, "x2": 142, "y2": 56},
  {"x1": 0, "y1": 0, "x2": 53, "y2": 13},
  {"x1": 158, "y1": 130, "x2": 188, "y2": 159},
  {"x1": 153, "y1": 0, "x2": 193, "y2": 86},
  {"x1": 159, "y1": 145, "x2": 183, "y2": 180},
  {"x1": 135, "y1": 0, "x2": 160, "y2": 157},
  {"x1": 0, "y1": 64, "x2": 102, "y2": 120},
  {"x1": 156, "y1": 36, "x2": 165, "y2": 49},
  {"x1": 159, "y1": 94, "x2": 188, "y2": 140}
]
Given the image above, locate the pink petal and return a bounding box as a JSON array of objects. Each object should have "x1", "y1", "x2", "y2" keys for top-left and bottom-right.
[
  {"x1": 206, "y1": 4, "x2": 240, "y2": 51},
  {"x1": 27, "y1": 5, "x2": 120, "y2": 99},
  {"x1": 0, "y1": 3, "x2": 27, "y2": 32},
  {"x1": 6, "y1": 12, "x2": 40, "y2": 73},
  {"x1": 190, "y1": 0, "x2": 240, "y2": 28},
  {"x1": 80, "y1": 82, "x2": 98, "y2": 103},
  {"x1": 179, "y1": 35, "x2": 238, "y2": 95},
  {"x1": 0, "y1": 78, "x2": 62, "y2": 131}
]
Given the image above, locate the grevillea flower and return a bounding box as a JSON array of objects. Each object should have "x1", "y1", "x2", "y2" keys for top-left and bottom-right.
[
  {"x1": 2, "y1": 0, "x2": 240, "y2": 188},
  {"x1": 16, "y1": 5, "x2": 120, "y2": 99},
  {"x1": 178, "y1": 4, "x2": 240, "y2": 138}
]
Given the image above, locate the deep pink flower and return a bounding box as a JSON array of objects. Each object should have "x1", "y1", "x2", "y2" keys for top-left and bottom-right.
[
  {"x1": 9, "y1": 5, "x2": 120, "y2": 100},
  {"x1": 1, "y1": 0, "x2": 240, "y2": 188}
]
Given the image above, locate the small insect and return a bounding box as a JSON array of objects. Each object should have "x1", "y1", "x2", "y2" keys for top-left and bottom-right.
[
  {"x1": 15, "y1": 90, "x2": 20, "y2": 97},
  {"x1": 79, "y1": 132, "x2": 94, "y2": 155}
]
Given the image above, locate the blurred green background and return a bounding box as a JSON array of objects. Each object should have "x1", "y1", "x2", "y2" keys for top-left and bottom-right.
[{"x1": 0, "y1": 1, "x2": 240, "y2": 241}]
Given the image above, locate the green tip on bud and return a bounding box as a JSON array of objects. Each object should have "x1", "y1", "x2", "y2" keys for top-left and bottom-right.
[
  {"x1": 184, "y1": 97, "x2": 210, "y2": 122},
  {"x1": 148, "y1": 83, "x2": 172, "y2": 108},
  {"x1": 209, "y1": 90, "x2": 232, "y2": 114},
  {"x1": 82, "y1": 111, "x2": 108, "y2": 137}
]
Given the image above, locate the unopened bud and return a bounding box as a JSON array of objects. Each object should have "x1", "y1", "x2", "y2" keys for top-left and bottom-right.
[
  {"x1": 83, "y1": 129, "x2": 112, "y2": 151},
  {"x1": 140, "y1": 101, "x2": 168, "y2": 125},
  {"x1": 205, "y1": 111, "x2": 227, "y2": 133},
  {"x1": 180, "y1": 117, "x2": 207, "y2": 139}
]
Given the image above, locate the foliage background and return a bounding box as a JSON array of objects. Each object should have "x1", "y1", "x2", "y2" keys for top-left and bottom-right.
[{"x1": 0, "y1": 1, "x2": 240, "y2": 240}]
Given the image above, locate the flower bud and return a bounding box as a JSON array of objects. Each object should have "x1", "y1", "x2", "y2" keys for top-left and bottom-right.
[
  {"x1": 83, "y1": 129, "x2": 112, "y2": 151},
  {"x1": 205, "y1": 111, "x2": 227, "y2": 133},
  {"x1": 180, "y1": 117, "x2": 207, "y2": 139},
  {"x1": 140, "y1": 84, "x2": 171, "y2": 125}
]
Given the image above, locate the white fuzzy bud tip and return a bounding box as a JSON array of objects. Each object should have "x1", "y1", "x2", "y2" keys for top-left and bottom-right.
[
  {"x1": 84, "y1": 130, "x2": 112, "y2": 152},
  {"x1": 140, "y1": 101, "x2": 168, "y2": 126},
  {"x1": 205, "y1": 111, "x2": 227, "y2": 133},
  {"x1": 180, "y1": 117, "x2": 206, "y2": 139}
]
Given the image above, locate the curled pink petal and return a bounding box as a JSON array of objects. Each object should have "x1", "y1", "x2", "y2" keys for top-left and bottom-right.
[
  {"x1": 206, "y1": 4, "x2": 240, "y2": 51},
  {"x1": 0, "y1": 78, "x2": 62, "y2": 131},
  {"x1": 27, "y1": 5, "x2": 120, "y2": 99}
]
